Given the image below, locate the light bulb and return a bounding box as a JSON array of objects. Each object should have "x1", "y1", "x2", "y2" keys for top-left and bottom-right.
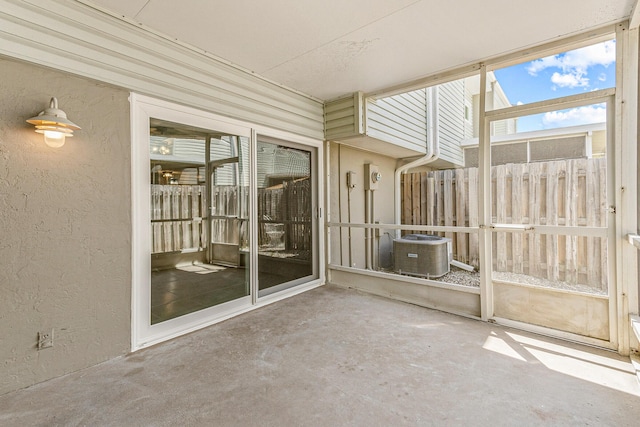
[{"x1": 43, "y1": 130, "x2": 66, "y2": 148}]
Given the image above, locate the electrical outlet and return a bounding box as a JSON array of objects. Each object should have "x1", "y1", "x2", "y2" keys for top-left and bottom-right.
[{"x1": 38, "y1": 329, "x2": 54, "y2": 350}]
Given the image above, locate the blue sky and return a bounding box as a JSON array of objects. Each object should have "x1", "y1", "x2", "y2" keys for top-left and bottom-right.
[{"x1": 494, "y1": 40, "x2": 616, "y2": 132}]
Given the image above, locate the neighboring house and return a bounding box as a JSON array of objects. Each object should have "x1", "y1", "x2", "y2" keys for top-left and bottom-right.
[
  {"x1": 326, "y1": 72, "x2": 516, "y2": 169},
  {"x1": 344, "y1": 71, "x2": 601, "y2": 170}
]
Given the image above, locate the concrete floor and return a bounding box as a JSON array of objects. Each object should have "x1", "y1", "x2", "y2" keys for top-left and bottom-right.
[{"x1": 1, "y1": 285, "x2": 639, "y2": 426}]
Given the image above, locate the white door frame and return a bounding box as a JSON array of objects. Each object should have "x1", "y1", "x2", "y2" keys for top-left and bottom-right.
[
  {"x1": 131, "y1": 94, "x2": 325, "y2": 351},
  {"x1": 479, "y1": 87, "x2": 619, "y2": 349}
]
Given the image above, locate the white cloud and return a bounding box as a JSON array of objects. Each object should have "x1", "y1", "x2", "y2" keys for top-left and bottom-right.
[
  {"x1": 527, "y1": 56, "x2": 561, "y2": 76},
  {"x1": 550, "y1": 71, "x2": 589, "y2": 88},
  {"x1": 598, "y1": 73, "x2": 607, "y2": 82},
  {"x1": 527, "y1": 40, "x2": 616, "y2": 77},
  {"x1": 542, "y1": 104, "x2": 606, "y2": 127},
  {"x1": 516, "y1": 101, "x2": 524, "y2": 106}
]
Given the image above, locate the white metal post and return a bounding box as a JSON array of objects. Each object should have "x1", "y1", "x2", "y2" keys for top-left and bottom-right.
[
  {"x1": 478, "y1": 64, "x2": 493, "y2": 321},
  {"x1": 325, "y1": 140, "x2": 332, "y2": 284},
  {"x1": 250, "y1": 128, "x2": 259, "y2": 305},
  {"x1": 615, "y1": 22, "x2": 639, "y2": 355}
]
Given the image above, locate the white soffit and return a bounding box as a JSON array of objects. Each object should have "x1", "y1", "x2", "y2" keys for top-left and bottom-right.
[{"x1": 86, "y1": 0, "x2": 635, "y2": 100}]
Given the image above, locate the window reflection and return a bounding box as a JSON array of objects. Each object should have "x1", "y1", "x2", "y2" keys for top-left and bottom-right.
[
  {"x1": 149, "y1": 119, "x2": 250, "y2": 324},
  {"x1": 257, "y1": 139, "x2": 314, "y2": 294}
]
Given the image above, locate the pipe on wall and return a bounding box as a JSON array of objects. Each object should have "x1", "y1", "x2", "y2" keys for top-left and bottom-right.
[
  {"x1": 394, "y1": 86, "x2": 441, "y2": 234},
  {"x1": 365, "y1": 188, "x2": 371, "y2": 270},
  {"x1": 364, "y1": 187, "x2": 377, "y2": 270},
  {"x1": 371, "y1": 191, "x2": 377, "y2": 270}
]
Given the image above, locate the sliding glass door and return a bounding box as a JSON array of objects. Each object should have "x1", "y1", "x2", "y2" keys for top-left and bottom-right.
[
  {"x1": 132, "y1": 95, "x2": 324, "y2": 350},
  {"x1": 257, "y1": 137, "x2": 317, "y2": 296},
  {"x1": 149, "y1": 119, "x2": 250, "y2": 324}
]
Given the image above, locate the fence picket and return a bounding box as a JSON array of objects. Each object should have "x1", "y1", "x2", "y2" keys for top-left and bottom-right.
[
  {"x1": 546, "y1": 162, "x2": 559, "y2": 281},
  {"x1": 495, "y1": 165, "x2": 508, "y2": 272},
  {"x1": 426, "y1": 172, "x2": 435, "y2": 226},
  {"x1": 402, "y1": 175, "x2": 411, "y2": 226},
  {"x1": 443, "y1": 170, "x2": 454, "y2": 245},
  {"x1": 455, "y1": 168, "x2": 468, "y2": 263},
  {"x1": 585, "y1": 159, "x2": 600, "y2": 285},
  {"x1": 412, "y1": 173, "x2": 421, "y2": 225},
  {"x1": 565, "y1": 160, "x2": 579, "y2": 283},
  {"x1": 528, "y1": 162, "x2": 541, "y2": 277},
  {"x1": 511, "y1": 163, "x2": 524, "y2": 273},
  {"x1": 468, "y1": 168, "x2": 479, "y2": 267},
  {"x1": 598, "y1": 158, "x2": 608, "y2": 291}
]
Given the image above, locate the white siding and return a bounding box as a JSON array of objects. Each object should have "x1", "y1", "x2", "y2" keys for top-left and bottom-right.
[
  {"x1": 366, "y1": 89, "x2": 428, "y2": 153},
  {"x1": 324, "y1": 92, "x2": 364, "y2": 140},
  {"x1": 493, "y1": 119, "x2": 517, "y2": 136},
  {"x1": 491, "y1": 81, "x2": 516, "y2": 136},
  {"x1": 464, "y1": 83, "x2": 474, "y2": 139},
  {"x1": 0, "y1": 0, "x2": 323, "y2": 139},
  {"x1": 436, "y1": 82, "x2": 465, "y2": 166}
]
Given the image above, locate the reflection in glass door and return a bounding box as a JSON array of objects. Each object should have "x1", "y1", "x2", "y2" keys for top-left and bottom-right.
[
  {"x1": 257, "y1": 138, "x2": 316, "y2": 296},
  {"x1": 149, "y1": 119, "x2": 250, "y2": 324}
]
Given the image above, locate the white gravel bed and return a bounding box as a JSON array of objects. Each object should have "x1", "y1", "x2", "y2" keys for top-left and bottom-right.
[
  {"x1": 438, "y1": 268, "x2": 480, "y2": 287},
  {"x1": 492, "y1": 271, "x2": 607, "y2": 295}
]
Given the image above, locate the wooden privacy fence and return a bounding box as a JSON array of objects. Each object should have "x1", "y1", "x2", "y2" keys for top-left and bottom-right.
[
  {"x1": 151, "y1": 184, "x2": 206, "y2": 253},
  {"x1": 151, "y1": 179, "x2": 312, "y2": 255},
  {"x1": 401, "y1": 158, "x2": 608, "y2": 288},
  {"x1": 258, "y1": 178, "x2": 312, "y2": 252},
  {"x1": 151, "y1": 185, "x2": 247, "y2": 253}
]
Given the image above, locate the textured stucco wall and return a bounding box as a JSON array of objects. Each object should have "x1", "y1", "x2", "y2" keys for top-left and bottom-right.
[{"x1": 0, "y1": 58, "x2": 131, "y2": 395}]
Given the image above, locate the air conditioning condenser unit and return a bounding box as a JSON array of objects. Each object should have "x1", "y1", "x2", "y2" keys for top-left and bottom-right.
[{"x1": 393, "y1": 234, "x2": 451, "y2": 278}]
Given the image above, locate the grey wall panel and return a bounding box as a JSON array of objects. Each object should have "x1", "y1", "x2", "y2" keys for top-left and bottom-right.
[
  {"x1": 530, "y1": 136, "x2": 587, "y2": 161},
  {"x1": 0, "y1": 0, "x2": 324, "y2": 139},
  {"x1": 0, "y1": 58, "x2": 131, "y2": 395}
]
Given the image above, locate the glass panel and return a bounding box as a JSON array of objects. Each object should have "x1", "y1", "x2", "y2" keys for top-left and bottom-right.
[
  {"x1": 149, "y1": 119, "x2": 249, "y2": 324},
  {"x1": 491, "y1": 39, "x2": 615, "y2": 111},
  {"x1": 389, "y1": 73, "x2": 482, "y2": 285},
  {"x1": 394, "y1": 164, "x2": 480, "y2": 284},
  {"x1": 394, "y1": 228, "x2": 480, "y2": 289},
  {"x1": 394, "y1": 128, "x2": 481, "y2": 284},
  {"x1": 490, "y1": 104, "x2": 608, "y2": 294},
  {"x1": 492, "y1": 233, "x2": 608, "y2": 295},
  {"x1": 257, "y1": 139, "x2": 314, "y2": 294}
]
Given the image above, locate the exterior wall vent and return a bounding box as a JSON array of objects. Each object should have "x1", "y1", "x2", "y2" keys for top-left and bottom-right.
[{"x1": 393, "y1": 234, "x2": 451, "y2": 278}]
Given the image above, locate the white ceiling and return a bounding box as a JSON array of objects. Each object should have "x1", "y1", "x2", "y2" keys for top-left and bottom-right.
[{"x1": 86, "y1": 0, "x2": 636, "y2": 101}]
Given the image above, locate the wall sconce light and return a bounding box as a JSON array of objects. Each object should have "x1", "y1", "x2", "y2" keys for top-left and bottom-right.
[{"x1": 26, "y1": 97, "x2": 81, "y2": 148}]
